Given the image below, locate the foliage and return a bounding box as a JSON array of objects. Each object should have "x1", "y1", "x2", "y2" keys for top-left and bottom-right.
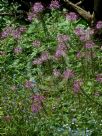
[{"x1": 0, "y1": 2, "x2": 102, "y2": 136}]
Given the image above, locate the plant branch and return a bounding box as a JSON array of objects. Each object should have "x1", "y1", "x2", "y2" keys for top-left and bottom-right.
[
  {"x1": 64, "y1": 0, "x2": 94, "y2": 23},
  {"x1": 0, "y1": 13, "x2": 14, "y2": 16}
]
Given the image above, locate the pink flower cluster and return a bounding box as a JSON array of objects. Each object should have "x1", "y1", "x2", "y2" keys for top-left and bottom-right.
[
  {"x1": 31, "y1": 94, "x2": 45, "y2": 113},
  {"x1": 54, "y1": 34, "x2": 70, "y2": 59},
  {"x1": 73, "y1": 79, "x2": 83, "y2": 93},
  {"x1": 50, "y1": 0, "x2": 60, "y2": 9},
  {"x1": 1, "y1": 26, "x2": 26, "y2": 39},
  {"x1": 84, "y1": 41, "x2": 95, "y2": 49},
  {"x1": 53, "y1": 69, "x2": 61, "y2": 77},
  {"x1": 74, "y1": 27, "x2": 94, "y2": 42},
  {"x1": 32, "y1": 2, "x2": 44, "y2": 13},
  {"x1": 1, "y1": 27, "x2": 12, "y2": 38},
  {"x1": 28, "y1": 2, "x2": 44, "y2": 21},
  {"x1": 32, "y1": 40, "x2": 41, "y2": 48},
  {"x1": 66, "y1": 12, "x2": 78, "y2": 21},
  {"x1": 53, "y1": 68, "x2": 74, "y2": 80},
  {"x1": 55, "y1": 43, "x2": 67, "y2": 58},
  {"x1": 24, "y1": 80, "x2": 35, "y2": 89},
  {"x1": 28, "y1": 12, "x2": 37, "y2": 21},
  {"x1": 14, "y1": 47, "x2": 22, "y2": 54},
  {"x1": 96, "y1": 21, "x2": 102, "y2": 29},
  {"x1": 96, "y1": 74, "x2": 102, "y2": 83},
  {"x1": 33, "y1": 51, "x2": 49, "y2": 65},
  {"x1": 0, "y1": 51, "x2": 6, "y2": 56},
  {"x1": 74, "y1": 27, "x2": 95, "y2": 49},
  {"x1": 57, "y1": 34, "x2": 70, "y2": 43},
  {"x1": 63, "y1": 69, "x2": 74, "y2": 80}
]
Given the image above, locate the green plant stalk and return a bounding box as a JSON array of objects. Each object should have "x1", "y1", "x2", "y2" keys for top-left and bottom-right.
[
  {"x1": 40, "y1": 14, "x2": 50, "y2": 39},
  {"x1": 81, "y1": 87, "x2": 102, "y2": 108},
  {"x1": 90, "y1": 49, "x2": 95, "y2": 77}
]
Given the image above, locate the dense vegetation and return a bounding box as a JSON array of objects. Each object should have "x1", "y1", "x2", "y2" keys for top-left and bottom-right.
[{"x1": 0, "y1": 1, "x2": 102, "y2": 136}]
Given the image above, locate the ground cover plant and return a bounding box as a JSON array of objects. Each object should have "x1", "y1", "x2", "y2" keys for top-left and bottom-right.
[{"x1": 0, "y1": 1, "x2": 102, "y2": 136}]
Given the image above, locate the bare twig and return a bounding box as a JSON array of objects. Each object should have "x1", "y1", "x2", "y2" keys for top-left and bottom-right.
[
  {"x1": 76, "y1": 1, "x2": 82, "y2": 6},
  {"x1": 64, "y1": 0, "x2": 94, "y2": 23}
]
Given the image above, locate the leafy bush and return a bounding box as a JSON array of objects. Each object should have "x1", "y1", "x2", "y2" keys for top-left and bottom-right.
[{"x1": 0, "y1": 2, "x2": 102, "y2": 136}]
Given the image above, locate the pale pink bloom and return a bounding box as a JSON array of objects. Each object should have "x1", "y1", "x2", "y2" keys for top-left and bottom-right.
[
  {"x1": 76, "y1": 51, "x2": 84, "y2": 59},
  {"x1": 0, "y1": 51, "x2": 6, "y2": 56},
  {"x1": 63, "y1": 69, "x2": 74, "y2": 79},
  {"x1": 32, "y1": 40, "x2": 41, "y2": 47},
  {"x1": 32, "y1": 94, "x2": 45, "y2": 102},
  {"x1": 40, "y1": 51, "x2": 49, "y2": 62},
  {"x1": 96, "y1": 21, "x2": 102, "y2": 29},
  {"x1": 14, "y1": 47, "x2": 22, "y2": 54},
  {"x1": 96, "y1": 74, "x2": 102, "y2": 83},
  {"x1": 53, "y1": 69, "x2": 61, "y2": 77},
  {"x1": 50, "y1": 0, "x2": 60, "y2": 9},
  {"x1": 73, "y1": 80, "x2": 83, "y2": 93},
  {"x1": 84, "y1": 41, "x2": 95, "y2": 49},
  {"x1": 1, "y1": 27, "x2": 13, "y2": 38},
  {"x1": 66, "y1": 12, "x2": 78, "y2": 21},
  {"x1": 33, "y1": 2, "x2": 44, "y2": 13},
  {"x1": 31, "y1": 103, "x2": 42, "y2": 113},
  {"x1": 74, "y1": 27, "x2": 85, "y2": 36},
  {"x1": 31, "y1": 94, "x2": 45, "y2": 113},
  {"x1": 32, "y1": 58, "x2": 42, "y2": 65},
  {"x1": 55, "y1": 43, "x2": 67, "y2": 58},
  {"x1": 24, "y1": 80, "x2": 35, "y2": 89},
  {"x1": 57, "y1": 34, "x2": 70, "y2": 43}
]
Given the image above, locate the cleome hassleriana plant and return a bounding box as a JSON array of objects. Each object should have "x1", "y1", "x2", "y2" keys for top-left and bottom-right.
[{"x1": 0, "y1": 1, "x2": 102, "y2": 136}]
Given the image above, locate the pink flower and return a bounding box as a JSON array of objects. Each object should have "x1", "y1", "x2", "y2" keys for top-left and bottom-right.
[
  {"x1": 66, "y1": 12, "x2": 78, "y2": 21},
  {"x1": 27, "y1": 12, "x2": 37, "y2": 21},
  {"x1": 55, "y1": 49, "x2": 65, "y2": 58},
  {"x1": 0, "y1": 51, "x2": 6, "y2": 56},
  {"x1": 94, "y1": 92, "x2": 100, "y2": 96},
  {"x1": 55, "y1": 44, "x2": 67, "y2": 58},
  {"x1": 24, "y1": 80, "x2": 35, "y2": 89},
  {"x1": 84, "y1": 41, "x2": 95, "y2": 49},
  {"x1": 18, "y1": 26, "x2": 26, "y2": 32},
  {"x1": 11, "y1": 29, "x2": 21, "y2": 39},
  {"x1": 32, "y1": 58, "x2": 42, "y2": 65},
  {"x1": 96, "y1": 74, "x2": 102, "y2": 83},
  {"x1": 73, "y1": 80, "x2": 83, "y2": 93},
  {"x1": 14, "y1": 47, "x2": 22, "y2": 54},
  {"x1": 53, "y1": 69, "x2": 61, "y2": 77},
  {"x1": 74, "y1": 27, "x2": 85, "y2": 36},
  {"x1": 40, "y1": 51, "x2": 49, "y2": 62},
  {"x1": 31, "y1": 94, "x2": 45, "y2": 113},
  {"x1": 76, "y1": 51, "x2": 84, "y2": 59},
  {"x1": 50, "y1": 0, "x2": 60, "y2": 9},
  {"x1": 32, "y1": 40, "x2": 41, "y2": 47},
  {"x1": 32, "y1": 52, "x2": 49, "y2": 65},
  {"x1": 96, "y1": 21, "x2": 102, "y2": 29},
  {"x1": 63, "y1": 69, "x2": 74, "y2": 80},
  {"x1": 57, "y1": 34, "x2": 70, "y2": 43},
  {"x1": 32, "y1": 94, "x2": 45, "y2": 102},
  {"x1": 31, "y1": 103, "x2": 42, "y2": 113},
  {"x1": 33, "y1": 2, "x2": 44, "y2": 13},
  {"x1": 79, "y1": 35, "x2": 86, "y2": 41},
  {"x1": 75, "y1": 27, "x2": 94, "y2": 41},
  {"x1": 1, "y1": 27, "x2": 13, "y2": 38}
]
